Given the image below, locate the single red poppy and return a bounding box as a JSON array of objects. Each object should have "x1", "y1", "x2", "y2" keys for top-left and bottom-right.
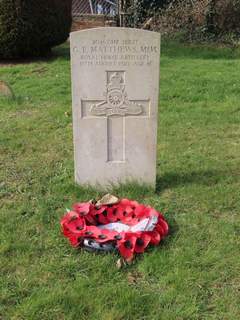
[
  {"x1": 117, "y1": 233, "x2": 137, "y2": 261},
  {"x1": 122, "y1": 215, "x2": 138, "y2": 226},
  {"x1": 148, "y1": 230, "x2": 161, "y2": 245},
  {"x1": 91, "y1": 205, "x2": 108, "y2": 215},
  {"x1": 106, "y1": 207, "x2": 118, "y2": 222},
  {"x1": 120, "y1": 198, "x2": 139, "y2": 209},
  {"x1": 61, "y1": 210, "x2": 78, "y2": 224},
  {"x1": 134, "y1": 204, "x2": 148, "y2": 219},
  {"x1": 155, "y1": 223, "x2": 165, "y2": 237},
  {"x1": 158, "y1": 219, "x2": 169, "y2": 237},
  {"x1": 134, "y1": 233, "x2": 151, "y2": 253},
  {"x1": 73, "y1": 202, "x2": 92, "y2": 216},
  {"x1": 118, "y1": 198, "x2": 131, "y2": 206},
  {"x1": 84, "y1": 213, "x2": 97, "y2": 226},
  {"x1": 114, "y1": 206, "x2": 126, "y2": 221},
  {"x1": 61, "y1": 211, "x2": 86, "y2": 234},
  {"x1": 68, "y1": 234, "x2": 81, "y2": 247},
  {"x1": 97, "y1": 212, "x2": 109, "y2": 225}
]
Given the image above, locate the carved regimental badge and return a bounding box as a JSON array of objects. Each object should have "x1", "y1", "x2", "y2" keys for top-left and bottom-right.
[{"x1": 90, "y1": 72, "x2": 143, "y2": 117}]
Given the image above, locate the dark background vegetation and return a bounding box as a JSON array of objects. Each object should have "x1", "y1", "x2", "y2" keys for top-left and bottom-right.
[
  {"x1": 130, "y1": 0, "x2": 240, "y2": 45},
  {"x1": 0, "y1": 0, "x2": 72, "y2": 59},
  {"x1": 0, "y1": 0, "x2": 239, "y2": 59}
]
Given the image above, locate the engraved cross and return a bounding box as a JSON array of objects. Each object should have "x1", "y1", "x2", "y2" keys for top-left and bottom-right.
[{"x1": 81, "y1": 71, "x2": 150, "y2": 162}]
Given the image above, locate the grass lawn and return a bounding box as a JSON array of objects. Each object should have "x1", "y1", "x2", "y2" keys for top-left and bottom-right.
[{"x1": 0, "y1": 40, "x2": 240, "y2": 320}]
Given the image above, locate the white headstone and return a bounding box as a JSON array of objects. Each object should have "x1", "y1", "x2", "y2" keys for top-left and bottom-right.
[{"x1": 70, "y1": 27, "x2": 160, "y2": 188}]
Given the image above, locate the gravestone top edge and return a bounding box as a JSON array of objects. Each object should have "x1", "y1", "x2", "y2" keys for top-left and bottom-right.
[{"x1": 70, "y1": 27, "x2": 161, "y2": 38}]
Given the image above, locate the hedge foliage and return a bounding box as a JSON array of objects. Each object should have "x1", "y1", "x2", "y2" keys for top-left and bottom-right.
[
  {"x1": 0, "y1": 0, "x2": 72, "y2": 59},
  {"x1": 126, "y1": 0, "x2": 240, "y2": 42}
]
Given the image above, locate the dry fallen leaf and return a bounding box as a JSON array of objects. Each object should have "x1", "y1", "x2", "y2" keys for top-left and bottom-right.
[{"x1": 96, "y1": 193, "x2": 119, "y2": 206}]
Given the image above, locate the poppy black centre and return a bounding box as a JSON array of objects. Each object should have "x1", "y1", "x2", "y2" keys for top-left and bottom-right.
[
  {"x1": 99, "y1": 234, "x2": 107, "y2": 239},
  {"x1": 124, "y1": 240, "x2": 133, "y2": 249},
  {"x1": 102, "y1": 210, "x2": 107, "y2": 217},
  {"x1": 136, "y1": 238, "x2": 144, "y2": 246},
  {"x1": 69, "y1": 215, "x2": 77, "y2": 221}
]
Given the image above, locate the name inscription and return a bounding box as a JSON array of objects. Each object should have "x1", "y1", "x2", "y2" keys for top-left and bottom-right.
[{"x1": 73, "y1": 39, "x2": 158, "y2": 67}]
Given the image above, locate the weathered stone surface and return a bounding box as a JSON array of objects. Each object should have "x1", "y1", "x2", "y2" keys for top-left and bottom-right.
[{"x1": 70, "y1": 27, "x2": 160, "y2": 188}]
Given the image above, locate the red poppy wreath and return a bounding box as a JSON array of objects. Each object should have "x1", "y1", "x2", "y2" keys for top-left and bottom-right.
[{"x1": 61, "y1": 194, "x2": 169, "y2": 262}]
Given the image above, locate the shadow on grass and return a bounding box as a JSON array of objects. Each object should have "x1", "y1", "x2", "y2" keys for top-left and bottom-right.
[
  {"x1": 60, "y1": 169, "x2": 225, "y2": 201},
  {"x1": 0, "y1": 43, "x2": 70, "y2": 66},
  {"x1": 156, "y1": 169, "x2": 224, "y2": 193},
  {"x1": 60, "y1": 181, "x2": 155, "y2": 203},
  {"x1": 52, "y1": 44, "x2": 70, "y2": 60},
  {"x1": 52, "y1": 167, "x2": 227, "y2": 208}
]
